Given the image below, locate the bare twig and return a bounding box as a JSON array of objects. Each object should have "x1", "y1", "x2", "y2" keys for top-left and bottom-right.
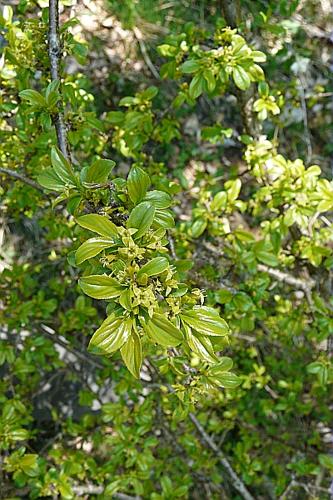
[
  {"x1": 133, "y1": 27, "x2": 160, "y2": 80},
  {"x1": 257, "y1": 264, "x2": 315, "y2": 292},
  {"x1": 189, "y1": 413, "x2": 255, "y2": 500},
  {"x1": 72, "y1": 484, "x2": 140, "y2": 499},
  {"x1": 48, "y1": 0, "x2": 69, "y2": 158},
  {"x1": 298, "y1": 76, "x2": 312, "y2": 163},
  {"x1": 279, "y1": 479, "x2": 330, "y2": 499},
  {"x1": 0, "y1": 167, "x2": 45, "y2": 193},
  {"x1": 221, "y1": 0, "x2": 241, "y2": 27},
  {"x1": 40, "y1": 324, "x2": 105, "y2": 370}
]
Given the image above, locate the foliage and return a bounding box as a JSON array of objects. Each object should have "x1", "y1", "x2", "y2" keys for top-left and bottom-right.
[{"x1": 1, "y1": 0, "x2": 333, "y2": 499}]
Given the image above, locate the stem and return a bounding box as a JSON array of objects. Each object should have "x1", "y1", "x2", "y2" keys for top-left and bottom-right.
[
  {"x1": 48, "y1": 0, "x2": 69, "y2": 158},
  {"x1": 0, "y1": 167, "x2": 45, "y2": 193},
  {"x1": 189, "y1": 413, "x2": 255, "y2": 500},
  {"x1": 221, "y1": 0, "x2": 241, "y2": 28}
]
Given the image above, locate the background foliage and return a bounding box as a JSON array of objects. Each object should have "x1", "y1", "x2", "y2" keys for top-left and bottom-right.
[{"x1": 1, "y1": 0, "x2": 333, "y2": 498}]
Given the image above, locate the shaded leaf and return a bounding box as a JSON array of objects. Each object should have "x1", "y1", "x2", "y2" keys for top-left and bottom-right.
[
  {"x1": 120, "y1": 330, "x2": 142, "y2": 378},
  {"x1": 127, "y1": 202, "x2": 155, "y2": 239},
  {"x1": 233, "y1": 66, "x2": 251, "y2": 90},
  {"x1": 50, "y1": 146, "x2": 76, "y2": 185},
  {"x1": 81, "y1": 159, "x2": 115, "y2": 185},
  {"x1": 38, "y1": 167, "x2": 64, "y2": 191},
  {"x1": 127, "y1": 165, "x2": 151, "y2": 204}
]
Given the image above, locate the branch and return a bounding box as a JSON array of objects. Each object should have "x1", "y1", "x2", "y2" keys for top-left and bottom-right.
[
  {"x1": 72, "y1": 484, "x2": 140, "y2": 499},
  {"x1": 279, "y1": 479, "x2": 330, "y2": 499},
  {"x1": 40, "y1": 323, "x2": 105, "y2": 371},
  {"x1": 202, "y1": 241, "x2": 315, "y2": 293},
  {"x1": 0, "y1": 167, "x2": 45, "y2": 193},
  {"x1": 189, "y1": 413, "x2": 255, "y2": 500},
  {"x1": 257, "y1": 264, "x2": 315, "y2": 292},
  {"x1": 48, "y1": 0, "x2": 69, "y2": 158},
  {"x1": 133, "y1": 27, "x2": 160, "y2": 80}
]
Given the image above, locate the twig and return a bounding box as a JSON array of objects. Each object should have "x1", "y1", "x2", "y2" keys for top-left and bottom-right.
[
  {"x1": 133, "y1": 27, "x2": 160, "y2": 80},
  {"x1": 257, "y1": 264, "x2": 315, "y2": 292},
  {"x1": 0, "y1": 167, "x2": 45, "y2": 193},
  {"x1": 189, "y1": 413, "x2": 255, "y2": 500},
  {"x1": 40, "y1": 323, "x2": 104, "y2": 370},
  {"x1": 298, "y1": 76, "x2": 312, "y2": 163},
  {"x1": 48, "y1": 0, "x2": 69, "y2": 158},
  {"x1": 72, "y1": 485, "x2": 140, "y2": 499},
  {"x1": 279, "y1": 479, "x2": 297, "y2": 499},
  {"x1": 279, "y1": 479, "x2": 330, "y2": 499}
]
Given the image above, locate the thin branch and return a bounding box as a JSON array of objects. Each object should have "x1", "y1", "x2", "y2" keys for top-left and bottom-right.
[
  {"x1": 189, "y1": 412, "x2": 255, "y2": 500},
  {"x1": 279, "y1": 479, "x2": 330, "y2": 499},
  {"x1": 257, "y1": 264, "x2": 315, "y2": 292},
  {"x1": 48, "y1": 0, "x2": 69, "y2": 158},
  {"x1": 133, "y1": 27, "x2": 160, "y2": 80},
  {"x1": 0, "y1": 167, "x2": 45, "y2": 193},
  {"x1": 40, "y1": 323, "x2": 105, "y2": 370},
  {"x1": 221, "y1": 0, "x2": 241, "y2": 27},
  {"x1": 72, "y1": 484, "x2": 140, "y2": 499},
  {"x1": 298, "y1": 76, "x2": 312, "y2": 163}
]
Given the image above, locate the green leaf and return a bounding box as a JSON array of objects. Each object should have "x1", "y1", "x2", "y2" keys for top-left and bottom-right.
[
  {"x1": 10, "y1": 429, "x2": 29, "y2": 441},
  {"x1": 143, "y1": 313, "x2": 183, "y2": 347},
  {"x1": 50, "y1": 146, "x2": 76, "y2": 185},
  {"x1": 190, "y1": 219, "x2": 207, "y2": 238},
  {"x1": 127, "y1": 165, "x2": 151, "y2": 204},
  {"x1": 81, "y1": 159, "x2": 115, "y2": 186},
  {"x1": 258, "y1": 81, "x2": 269, "y2": 97},
  {"x1": 153, "y1": 209, "x2": 175, "y2": 229},
  {"x1": 181, "y1": 306, "x2": 229, "y2": 337},
  {"x1": 181, "y1": 60, "x2": 201, "y2": 74},
  {"x1": 203, "y1": 69, "x2": 216, "y2": 92},
  {"x1": 137, "y1": 257, "x2": 169, "y2": 278},
  {"x1": 184, "y1": 325, "x2": 218, "y2": 363},
  {"x1": 141, "y1": 86, "x2": 158, "y2": 100},
  {"x1": 37, "y1": 167, "x2": 64, "y2": 191},
  {"x1": 256, "y1": 251, "x2": 279, "y2": 267},
  {"x1": 252, "y1": 50, "x2": 266, "y2": 63},
  {"x1": 307, "y1": 361, "x2": 324, "y2": 374},
  {"x1": 226, "y1": 179, "x2": 242, "y2": 202},
  {"x1": 211, "y1": 192, "x2": 227, "y2": 211},
  {"x1": 89, "y1": 316, "x2": 132, "y2": 354},
  {"x1": 120, "y1": 330, "x2": 142, "y2": 378},
  {"x1": 76, "y1": 237, "x2": 115, "y2": 265},
  {"x1": 119, "y1": 289, "x2": 132, "y2": 310},
  {"x1": 79, "y1": 275, "x2": 125, "y2": 299},
  {"x1": 45, "y1": 79, "x2": 60, "y2": 103},
  {"x1": 19, "y1": 454, "x2": 39, "y2": 477},
  {"x1": 232, "y1": 66, "x2": 251, "y2": 90},
  {"x1": 77, "y1": 214, "x2": 118, "y2": 238},
  {"x1": 208, "y1": 371, "x2": 241, "y2": 389},
  {"x1": 19, "y1": 89, "x2": 46, "y2": 107},
  {"x1": 127, "y1": 202, "x2": 155, "y2": 239},
  {"x1": 107, "y1": 111, "x2": 124, "y2": 124},
  {"x1": 144, "y1": 190, "x2": 172, "y2": 209},
  {"x1": 319, "y1": 454, "x2": 333, "y2": 471},
  {"x1": 189, "y1": 73, "x2": 205, "y2": 99},
  {"x1": 207, "y1": 357, "x2": 233, "y2": 374}
]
